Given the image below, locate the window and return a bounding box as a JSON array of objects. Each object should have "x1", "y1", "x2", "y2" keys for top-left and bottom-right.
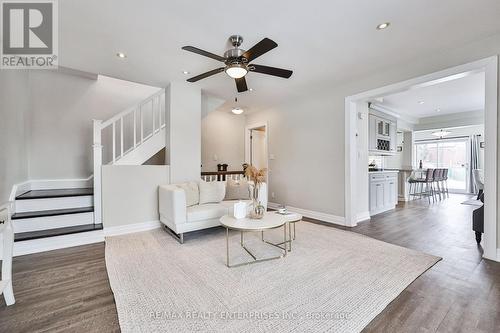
[{"x1": 414, "y1": 138, "x2": 469, "y2": 192}]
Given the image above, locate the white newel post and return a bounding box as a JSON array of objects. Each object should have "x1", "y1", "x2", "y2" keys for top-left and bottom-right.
[{"x1": 93, "y1": 119, "x2": 103, "y2": 224}]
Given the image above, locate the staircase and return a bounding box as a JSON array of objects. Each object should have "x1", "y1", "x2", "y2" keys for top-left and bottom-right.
[
  {"x1": 9, "y1": 89, "x2": 166, "y2": 244},
  {"x1": 12, "y1": 188, "x2": 100, "y2": 241}
]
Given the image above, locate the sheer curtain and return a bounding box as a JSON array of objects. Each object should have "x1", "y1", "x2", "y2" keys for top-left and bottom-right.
[{"x1": 469, "y1": 135, "x2": 480, "y2": 193}]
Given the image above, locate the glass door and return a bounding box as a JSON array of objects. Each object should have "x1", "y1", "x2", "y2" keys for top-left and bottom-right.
[{"x1": 415, "y1": 138, "x2": 469, "y2": 192}]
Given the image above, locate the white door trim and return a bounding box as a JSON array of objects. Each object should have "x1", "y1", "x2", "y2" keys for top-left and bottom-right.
[
  {"x1": 245, "y1": 121, "x2": 269, "y2": 183},
  {"x1": 345, "y1": 56, "x2": 498, "y2": 261}
]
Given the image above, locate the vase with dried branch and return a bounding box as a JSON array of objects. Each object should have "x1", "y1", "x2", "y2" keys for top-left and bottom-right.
[{"x1": 245, "y1": 165, "x2": 267, "y2": 219}]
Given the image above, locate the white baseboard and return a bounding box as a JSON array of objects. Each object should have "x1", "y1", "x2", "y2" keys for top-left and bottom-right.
[
  {"x1": 13, "y1": 212, "x2": 94, "y2": 233},
  {"x1": 268, "y1": 202, "x2": 345, "y2": 226},
  {"x1": 8, "y1": 176, "x2": 94, "y2": 203},
  {"x1": 6, "y1": 176, "x2": 95, "y2": 214},
  {"x1": 356, "y1": 211, "x2": 371, "y2": 223},
  {"x1": 29, "y1": 176, "x2": 94, "y2": 191},
  {"x1": 9, "y1": 230, "x2": 104, "y2": 258},
  {"x1": 104, "y1": 220, "x2": 161, "y2": 237},
  {"x1": 0, "y1": 220, "x2": 161, "y2": 259}
]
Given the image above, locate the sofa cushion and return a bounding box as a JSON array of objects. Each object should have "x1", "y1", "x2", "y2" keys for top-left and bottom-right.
[
  {"x1": 199, "y1": 180, "x2": 226, "y2": 204},
  {"x1": 186, "y1": 204, "x2": 228, "y2": 222},
  {"x1": 224, "y1": 179, "x2": 251, "y2": 200},
  {"x1": 176, "y1": 181, "x2": 199, "y2": 207}
]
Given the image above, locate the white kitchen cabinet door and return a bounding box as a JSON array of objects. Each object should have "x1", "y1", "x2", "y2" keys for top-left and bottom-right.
[
  {"x1": 370, "y1": 181, "x2": 385, "y2": 212},
  {"x1": 389, "y1": 122, "x2": 397, "y2": 153},
  {"x1": 384, "y1": 178, "x2": 397, "y2": 207}
]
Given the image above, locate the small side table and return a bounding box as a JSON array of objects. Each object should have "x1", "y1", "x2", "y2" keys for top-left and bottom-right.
[{"x1": 262, "y1": 212, "x2": 302, "y2": 252}]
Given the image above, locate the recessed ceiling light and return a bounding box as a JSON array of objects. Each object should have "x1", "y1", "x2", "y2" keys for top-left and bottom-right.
[
  {"x1": 182, "y1": 70, "x2": 190, "y2": 75},
  {"x1": 436, "y1": 108, "x2": 441, "y2": 112},
  {"x1": 418, "y1": 101, "x2": 425, "y2": 105},
  {"x1": 376, "y1": 22, "x2": 390, "y2": 30},
  {"x1": 116, "y1": 52, "x2": 127, "y2": 58},
  {"x1": 231, "y1": 107, "x2": 244, "y2": 115},
  {"x1": 249, "y1": 88, "x2": 254, "y2": 92}
]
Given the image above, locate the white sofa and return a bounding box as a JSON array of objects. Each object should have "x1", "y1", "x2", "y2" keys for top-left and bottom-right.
[{"x1": 159, "y1": 181, "x2": 267, "y2": 243}]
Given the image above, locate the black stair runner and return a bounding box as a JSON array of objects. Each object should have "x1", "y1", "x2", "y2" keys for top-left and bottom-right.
[
  {"x1": 15, "y1": 224, "x2": 103, "y2": 242},
  {"x1": 16, "y1": 188, "x2": 93, "y2": 200}
]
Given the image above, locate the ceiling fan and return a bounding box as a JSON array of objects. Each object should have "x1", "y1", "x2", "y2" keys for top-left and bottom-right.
[{"x1": 182, "y1": 35, "x2": 293, "y2": 93}]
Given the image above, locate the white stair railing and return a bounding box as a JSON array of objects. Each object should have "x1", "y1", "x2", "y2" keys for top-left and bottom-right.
[{"x1": 92, "y1": 89, "x2": 165, "y2": 224}]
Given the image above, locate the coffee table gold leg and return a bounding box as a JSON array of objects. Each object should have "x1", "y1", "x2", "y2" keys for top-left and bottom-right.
[
  {"x1": 226, "y1": 227, "x2": 229, "y2": 267},
  {"x1": 293, "y1": 222, "x2": 296, "y2": 240},
  {"x1": 288, "y1": 222, "x2": 292, "y2": 252},
  {"x1": 283, "y1": 224, "x2": 287, "y2": 257},
  {"x1": 241, "y1": 231, "x2": 243, "y2": 246}
]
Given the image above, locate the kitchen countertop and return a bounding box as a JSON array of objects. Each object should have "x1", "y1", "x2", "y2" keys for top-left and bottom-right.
[{"x1": 368, "y1": 169, "x2": 399, "y2": 174}]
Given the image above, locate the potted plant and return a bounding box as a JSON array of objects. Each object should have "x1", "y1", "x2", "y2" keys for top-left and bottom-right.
[{"x1": 245, "y1": 165, "x2": 267, "y2": 219}]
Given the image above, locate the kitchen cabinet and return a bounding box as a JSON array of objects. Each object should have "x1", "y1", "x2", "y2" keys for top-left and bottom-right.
[
  {"x1": 369, "y1": 171, "x2": 398, "y2": 216},
  {"x1": 368, "y1": 114, "x2": 397, "y2": 155}
]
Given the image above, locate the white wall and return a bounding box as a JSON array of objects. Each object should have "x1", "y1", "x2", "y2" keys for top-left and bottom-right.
[
  {"x1": 246, "y1": 92, "x2": 343, "y2": 213},
  {"x1": 101, "y1": 165, "x2": 169, "y2": 227},
  {"x1": 201, "y1": 110, "x2": 245, "y2": 172},
  {"x1": 246, "y1": 32, "x2": 500, "y2": 227},
  {"x1": 384, "y1": 132, "x2": 405, "y2": 169},
  {"x1": 0, "y1": 71, "x2": 30, "y2": 203},
  {"x1": 166, "y1": 82, "x2": 201, "y2": 183},
  {"x1": 28, "y1": 71, "x2": 160, "y2": 180}
]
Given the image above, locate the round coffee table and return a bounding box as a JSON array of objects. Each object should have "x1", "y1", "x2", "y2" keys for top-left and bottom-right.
[
  {"x1": 220, "y1": 212, "x2": 288, "y2": 268},
  {"x1": 262, "y1": 212, "x2": 302, "y2": 251}
]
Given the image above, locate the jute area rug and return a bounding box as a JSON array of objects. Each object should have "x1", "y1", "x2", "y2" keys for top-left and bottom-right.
[{"x1": 105, "y1": 221, "x2": 440, "y2": 332}]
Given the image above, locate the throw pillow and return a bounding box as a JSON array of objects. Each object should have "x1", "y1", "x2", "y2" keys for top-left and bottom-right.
[
  {"x1": 176, "y1": 182, "x2": 199, "y2": 207},
  {"x1": 224, "y1": 179, "x2": 251, "y2": 200},
  {"x1": 199, "y1": 181, "x2": 226, "y2": 204}
]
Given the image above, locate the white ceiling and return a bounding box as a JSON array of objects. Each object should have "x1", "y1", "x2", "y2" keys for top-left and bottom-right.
[
  {"x1": 59, "y1": 0, "x2": 500, "y2": 112},
  {"x1": 377, "y1": 72, "x2": 485, "y2": 119}
]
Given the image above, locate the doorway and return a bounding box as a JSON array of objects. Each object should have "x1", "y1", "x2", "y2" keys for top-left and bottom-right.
[
  {"x1": 245, "y1": 122, "x2": 269, "y2": 180},
  {"x1": 414, "y1": 138, "x2": 469, "y2": 193},
  {"x1": 345, "y1": 56, "x2": 498, "y2": 261}
]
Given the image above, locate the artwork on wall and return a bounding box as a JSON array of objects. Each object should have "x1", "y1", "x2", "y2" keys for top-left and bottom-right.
[
  {"x1": 480, "y1": 142, "x2": 485, "y2": 149},
  {"x1": 397, "y1": 146, "x2": 403, "y2": 152}
]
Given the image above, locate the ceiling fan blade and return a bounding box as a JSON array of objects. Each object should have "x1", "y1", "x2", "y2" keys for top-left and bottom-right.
[
  {"x1": 249, "y1": 64, "x2": 293, "y2": 78},
  {"x1": 235, "y1": 77, "x2": 248, "y2": 92},
  {"x1": 187, "y1": 67, "x2": 225, "y2": 82},
  {"x1": 241, "y1": 38, "x2": 278, "y2": 62},
  {"x1": 182, "y1": 46, "x2": 226, "y2": 62}
]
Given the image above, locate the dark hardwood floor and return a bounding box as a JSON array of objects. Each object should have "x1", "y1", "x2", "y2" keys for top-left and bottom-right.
[
  {"x1": 1, "y1": 194, "x2": 498, "y2": 332},
  {"x1": 0, "y1": 243, "x2": 119, "y2": 332},
  {"x1": 355, "y1": 194, "x2": 500, "y2": 333}
]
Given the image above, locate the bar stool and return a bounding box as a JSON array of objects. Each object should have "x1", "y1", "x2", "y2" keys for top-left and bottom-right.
[
  {"x1": 414, "y1": 169, "x2": 435, "y2": 203},
  {"x1": 433, "y1": 169, "x2": 443, "y2": 200},
  {"x1": 408, "y1": 170, "x2": 422, "y2": 199},
  {"x1": 442, "y1": 169, "x2": 449, "y2": 197}
]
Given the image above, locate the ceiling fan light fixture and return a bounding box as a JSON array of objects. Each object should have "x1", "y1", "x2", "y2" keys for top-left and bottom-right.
[
  {"x1": 432, "y1": 129, "x2": 451, "y2": 138},
  {"x1": 231, "y1": 107, "x2": 244, "y2": 115},
  {"x1": 225, "y1": 63, "x2": 248, "y2": 79}
]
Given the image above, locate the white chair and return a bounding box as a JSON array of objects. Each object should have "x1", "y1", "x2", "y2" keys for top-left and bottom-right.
[
  {"x1": 473, "y1": 169, "x2": 484, "y2": 200},
  {"x1": 1, "y1": 204, "x2": 15, "y2": 306}
]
